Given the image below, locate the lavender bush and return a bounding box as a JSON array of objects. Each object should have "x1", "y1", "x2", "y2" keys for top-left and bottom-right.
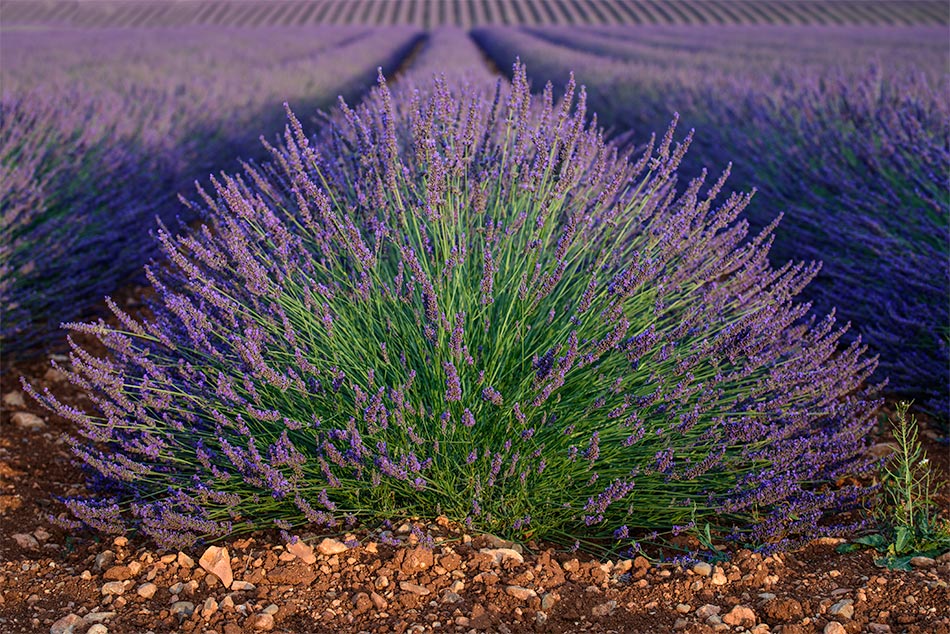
[
  {"x1": 30, "y1": 65, "x2": 879, "y2": 554},
  {"x1": 472, "y1": 26, "x2": 950, "y2": 420},
  {"x1": 1, "y1": 26, "x2": 422, "y2": 354}
]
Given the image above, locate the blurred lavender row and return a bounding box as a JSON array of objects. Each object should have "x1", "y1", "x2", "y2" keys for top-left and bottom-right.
[
  {"x1": 1, "y1": 26, "x2": 423, "y2": 354},
  {"x1": 472, "y1": 25, "x2": 950, "y2": 418}
]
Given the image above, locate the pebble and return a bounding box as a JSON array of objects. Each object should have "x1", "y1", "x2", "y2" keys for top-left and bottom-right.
[
  {"x1": 2, "y1": 391, "x2": 26, "y2": 408},
  {"x1": 317, "y1": 538, "x2": 348, "y2": 556},
  {"x1": 136, "y1": 583, "x2": 157, "y2": 599},
  {"x1": 12, "y1": 533, "x2": 39, "y2": 549},
  {"x1": 399, "y1": 581, "x2": 431, "y2": 595},
  {"x1": 505, "y1": 585, "x2": 537, "y2": 600},
  {"x1": 86, "y1": 625, "x2": 108, "y2": 634},
  {"x1": 591, "y1": 600, "x2": 617, "y2": 617},
  {"x1": 177, "y1": 551, "x2": 195, "y2": 568},
  {"x1": 676, "y1": 603, "x2": 691, "y2": 614},
  {"x1": 170, "y1": 601, "x2": 195, "y2": 618},
  {"x1": 541, "y1": 592, "x2": 560, "y2": 611},
  {"x1": 50, "y1": 614, "x2": 85, "y2": 634},
  {"x1": 246, "y1": 613, "x2": 275, "y2": 631},
  {"x1": 867, "y1": 624, "x2": 891, "y2": 633},
  {"x1": 199, "y1": 545, "x2": 233, "y2": 588},
  {"x1": 696, "y1": 604, "x2": 721, "y2": 619},
  {"x1": 84, "y1": 612, "x2": 116, "y2": 623},
  {"x1": 692, "y1": 562, "x2": 712, "y2": 576},
  {"x1": 824, "y1": 622, "x2": 847, "y2": 634},
  {"x1": 480, "y1": 547, "x2": 524, "y2": 565},
  {"x1": 102, "y1": 565, "x2": 132, "y2": 581},
  {"x1": 100, "y1": 582, "x2": 125, "y2": 596},
  {"x1": 711, "y1": 571, "x2": 728, "y2": 585},
  {"x1": 230, "y1": 580, "x2": 256, "y2": 591},
  {"x1": 829, "y1": 599, "x2": 854, "y2": 620},
  {"x1": 11, "y1": 412, "x2": 45, "y2": 431},
  {"x1": 673, "y1": 618, "x2": 689, "y2": 630},
  {"x1": 95, "y1": 551, "x2": 115, "y2": 570},
  {"x1": 722, "y1": 605, "x2": 756, "y2": 627},
  {"x1": 287, "y1": 539, "x2": 317, "y2": 564},
  {"x1": 263, "y1": 604, "x2": 279, "y2": 615},
  {"x1": 201, "y1": 597, "x2": 218, "y2": 618},
  {"x1": 909, "y1": 556, "x2": 936, "y2": 568}
]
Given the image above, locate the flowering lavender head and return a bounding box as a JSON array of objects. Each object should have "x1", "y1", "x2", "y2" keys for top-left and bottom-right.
[{"x1": 32, "y1": 62, "x2": 879, "y2": 555}]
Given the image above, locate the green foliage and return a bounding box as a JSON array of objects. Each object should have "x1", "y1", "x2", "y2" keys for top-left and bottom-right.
[{"x1": 838, "y1": 402, "x2": 950, "y2": 569}]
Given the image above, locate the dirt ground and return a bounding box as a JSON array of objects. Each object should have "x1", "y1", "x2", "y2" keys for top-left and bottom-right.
[{"x1": 1, "y1": 290, "x2": 948, "y2": 634}]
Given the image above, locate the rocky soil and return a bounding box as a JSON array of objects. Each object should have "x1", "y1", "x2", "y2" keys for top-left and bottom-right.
[{"x1": 1, "y1": 296, "x2": 948, "y2": 634}]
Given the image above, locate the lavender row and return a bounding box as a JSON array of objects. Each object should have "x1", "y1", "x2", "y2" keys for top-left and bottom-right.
[
  {"x1": 5, "y1": 0, "x2": 946, "y2": 28},
  {"x1": 30, "y1": 65, "x2": 879, "y2": 554},
  {"x1": 1, "y1": 26, "x2": 423, "y2": 354},
  {"x1": 471, "y1": 26, "x2": 950, "y2": 419}
]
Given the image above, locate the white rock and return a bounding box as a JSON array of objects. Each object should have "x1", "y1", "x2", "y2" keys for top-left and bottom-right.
[
  {"x1": 287, "y1": 539, "x2": 316, "y2": 564},
  {"x1": 505, "y1": 586, "x2": 537, "y2": 600},
  {"x1": 824, "y1": 622, "x2": 847, "y2": 634},
  {"x1": 137, "y1": 583, "x2": 157, "y2": 599},
  {"x1": 11, "y1": 412, "x2": 45, "y2": 431},
  {"x1": 198, "y1": 545, "x2": 233, "y2": 588},
  {"x1": 317, "y1": 537, "x2": 348, "y2": 555},
  {"x1": 86, "y1": 625, "x2": 108, "y2": 634},
  {"x1": 2, "y1": 391, "x2": 26, "y2": 408},
  {"x1": 50, "y1": 614, "x2": 85, "y2": 634},
  {"x1": 12, "y1": 533, "x2": 39, "y2": 549},
  {"x1": 479, "y1": 547, "x2": 524, "y2": 565}
]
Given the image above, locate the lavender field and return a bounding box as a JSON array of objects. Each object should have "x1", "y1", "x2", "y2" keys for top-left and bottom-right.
[{"x1": 1, "y1": 0, "x2": 948, "y2": 589}]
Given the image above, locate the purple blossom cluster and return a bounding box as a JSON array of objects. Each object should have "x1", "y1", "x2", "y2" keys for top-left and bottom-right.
[
  {"x1": 30, "y1": 55, "x2": 879, "y2": 554},
  {"x1": 472, "y1": 24, "x2": 949, "y2": 420},
  {"x1": 1, "y1": 26, "x2": 422, "y2": 354}
]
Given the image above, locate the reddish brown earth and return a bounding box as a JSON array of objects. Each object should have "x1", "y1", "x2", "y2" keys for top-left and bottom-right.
[{"x1": 1, "y1": 292, "x2": 948, "y2": 634}]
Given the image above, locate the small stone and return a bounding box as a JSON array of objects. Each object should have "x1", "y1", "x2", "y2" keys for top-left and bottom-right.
[
  {"x1": 505, "y1": 586, "x2": 537, "y2": 600},
  {"x1": 103, "y1": 565, "x2": 132, "y2": 581},
  {"x1": 100, "y1": 582, "x2": 125, "y2": 596},
  {"x1": 479, "y1": 547, "x2": 524, "y2": 565},
  {"x1": 199, "y1": 545, "x2": 233, "y2": 588},
  {"x1": 824, "y1": 622, "x2": 847, "y2": 634},
  {"x1": 2, "y1": 391, "x2": 26, "y2": 408},
  {"x1": 711, "y1": 571, "x2": 728, "y2": 585},
  {"x1": 86, "y1": 626, "x2": 108, "y2": 634},
  {"x1": 230, "y1": 580, "x2": 255, "y2": 591},
  {"x1": 592, "y1": 600, "x2": 617, "y2": 617},
  {"x1": 673, "y1": 618, "x2": 689, "y2": 630},
  {"x1": 286, "y1": 539, "x2": 316, "y2": 564},
  {"x1": 676, "y1": 603, "x2": 691, "y2": 614},
  {"x1": 722, "y1": 605, "x2": 756, "y2": 628},
  {"x1": 177, "y1": 551, "x2": 195, "y2": 568},
  {"x1": 696, "y1": 604, "x2": 721, "y2": 620},
  {"x1": 112, "y1": 536, "x2": 128, "y2": 547},
  {"x1": 11, "y1": 412, "x2": 45, "y2": 431},
  {"x1": 370, "y1": 591, "x2": 387, "y2": 610},
  {"x1": 399, "y1": 581, "x2": 431, "y2": 595},
  {"x1": 692, "y1": 562, "x2": 713, "y2": 576},
  {"x1": 220, "y1": 595, "x2": 235, "y2": 610},
  {"x1": 441, "y1": 591, "x2": 462, "y2": 604},
  {"x1": 909, "y1": 556, "x2": 935, "y2": 568},
  {"x1": 247, "y1": 613, "x2": 275, "y2": 631},
  {"x1": 136, "y1": 582, "x2": 157, "y2": 599},
  {"x1": 867, "y1": 624, "x2": 891, "y2": 633},
  {"x1": 829, "y1": 599, "x2": 854, "y2": 620},
  {"x1": 50, "y1": 614, "x2": 86, "y2": 634},
  {"x1": 96, "y1": 551, "x2": 116, "y2": 570},
  {"x1": 352, "y1": 592, "x2": 373, "y2": 613},
  {"x1": 12, "y1": 533, "x2": 39, "y2": 549},
  {"x1": 541, "y1": 592, "x2": 560, "y2": 611},
  {"x1": 84, "y1": 612, "x2": 116, "y2": 623},
  {"x1": 170, "y1": 601, "x2": 195, "y2": 618},
  {"x1": 201, "y1": 597, "x2": 218, "y2": 618},
  {"x1": 262, "y1": 604, "x2": 279, "y2": 615},
  {"x1": 317, "y1": 538, "x2": 347, "y2": 556}
]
